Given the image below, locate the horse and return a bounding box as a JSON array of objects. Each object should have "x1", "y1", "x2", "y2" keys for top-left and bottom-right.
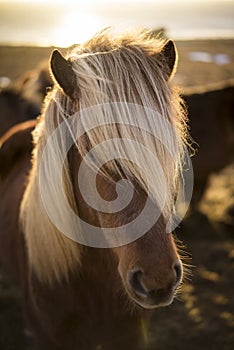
[
  {"x1": 0, "y1": 61, "x2": 53, "y2": 138},
  {"x1": 14, "y1": 61, "x2": 54, "y2": 110},
  {"x1": 0, "y1": 86, "x2": 39, "y2": 137},
  {"x1": 182, "y1": 79, "x2": 234, "y2": 205},
  {"x1": 0, "y1": 30, "x2": 189, "y2": 350}
]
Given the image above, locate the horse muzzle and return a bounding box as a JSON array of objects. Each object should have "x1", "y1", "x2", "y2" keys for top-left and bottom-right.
[{"x1": 125, "y1": 260, "x2": 182, "y2": 309}]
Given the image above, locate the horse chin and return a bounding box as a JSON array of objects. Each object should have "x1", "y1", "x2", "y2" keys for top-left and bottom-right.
[{"x1": 126, "y1": 289, "x2": 175, "y2": 310}]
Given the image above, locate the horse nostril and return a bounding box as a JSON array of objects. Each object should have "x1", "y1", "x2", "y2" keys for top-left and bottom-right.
[
  {"x1": 128, "y1": 270, "x2": 148, "y2": 297},
  {"x1": 127, "y1": 263, "x2": 182, "y2": 303},
  {"x1": 174, "y1": 261, "x2": 182, "y2": 287}
]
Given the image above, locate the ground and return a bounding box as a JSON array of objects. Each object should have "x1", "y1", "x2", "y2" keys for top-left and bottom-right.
[{"x1": 0, "y1": 39, "x2": 233, "y2": 350}]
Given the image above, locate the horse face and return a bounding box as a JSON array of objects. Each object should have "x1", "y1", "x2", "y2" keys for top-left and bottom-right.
[{"x1": 70, "y1": 147, "x2": 182, "y2": 309}]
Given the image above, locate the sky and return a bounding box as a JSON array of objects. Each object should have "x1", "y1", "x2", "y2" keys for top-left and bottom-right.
[
  {"x1": 0, "y1": 0, "x2": 231, "y2": 3},
  {"x1": 0, "y1": 0, "x2": 233, "y2": 46}
]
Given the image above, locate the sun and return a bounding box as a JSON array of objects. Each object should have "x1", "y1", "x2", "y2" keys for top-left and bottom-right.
[{"x1": 51, "y1": 11, "x2": 102, "y2": 47}]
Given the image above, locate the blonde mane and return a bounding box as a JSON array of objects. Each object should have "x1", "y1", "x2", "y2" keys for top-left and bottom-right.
[{"x1": 20, "y1": 30, "x2": 188, "y2": 284}]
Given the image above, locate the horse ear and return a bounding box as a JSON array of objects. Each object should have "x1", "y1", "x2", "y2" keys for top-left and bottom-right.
[
  {"x1": 160, "y1": 40, "x2": 178, "y2": 80},
  {"x1": 50, "y1": 49, "x2": 76, "y2": 98}
]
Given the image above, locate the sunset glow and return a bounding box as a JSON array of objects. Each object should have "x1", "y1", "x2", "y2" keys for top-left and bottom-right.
[
  {"x1": 51, "y1": 12, "x2": 102, "y2": 47},
  {"x1": 0, "y1": 0, "x2": 233, "y2": 46}
]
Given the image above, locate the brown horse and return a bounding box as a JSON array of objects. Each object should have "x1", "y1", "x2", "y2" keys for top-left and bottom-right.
[
  {"x1": 14, "y1": 61, "x2": 53, "y2": 109},
  {"x1": 0, "y1": 62, "x2": 53, "y2": 138},
  {"x1": 183, "y1": 80, "x2": 234, "y2": 204},
  {"x1": 0, "y1": 30, "x2": 189, "y2": 350},
  {"x1": 0, "y1": 86, "x2": 39, "y2": 137}
]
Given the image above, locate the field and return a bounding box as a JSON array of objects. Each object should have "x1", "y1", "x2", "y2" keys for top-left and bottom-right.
[{"x1": 0, "y1": 39, "x2": 234, "y2": 350}]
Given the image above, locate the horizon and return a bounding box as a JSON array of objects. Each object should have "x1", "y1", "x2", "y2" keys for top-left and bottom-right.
[{"x1": 0, "y1": 0, "x2": 233, "y2": 47}]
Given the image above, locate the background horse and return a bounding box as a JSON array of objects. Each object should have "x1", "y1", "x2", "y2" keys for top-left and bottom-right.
[
  {"x1": 0, "y1": 86, "x2": 39, "y2": 137},
  {"x1": 14, "y1": 62, "x2": 53, "y2": 110},
  {"x1": 0, "y1": 62, "x2": 53, "y2": 138},
  {"x1": 182, "y1": 80, "x2": 234, "y2": 206},
  {"x1": 0, "y1": 31, "x2": 188, "y2": 349}
]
